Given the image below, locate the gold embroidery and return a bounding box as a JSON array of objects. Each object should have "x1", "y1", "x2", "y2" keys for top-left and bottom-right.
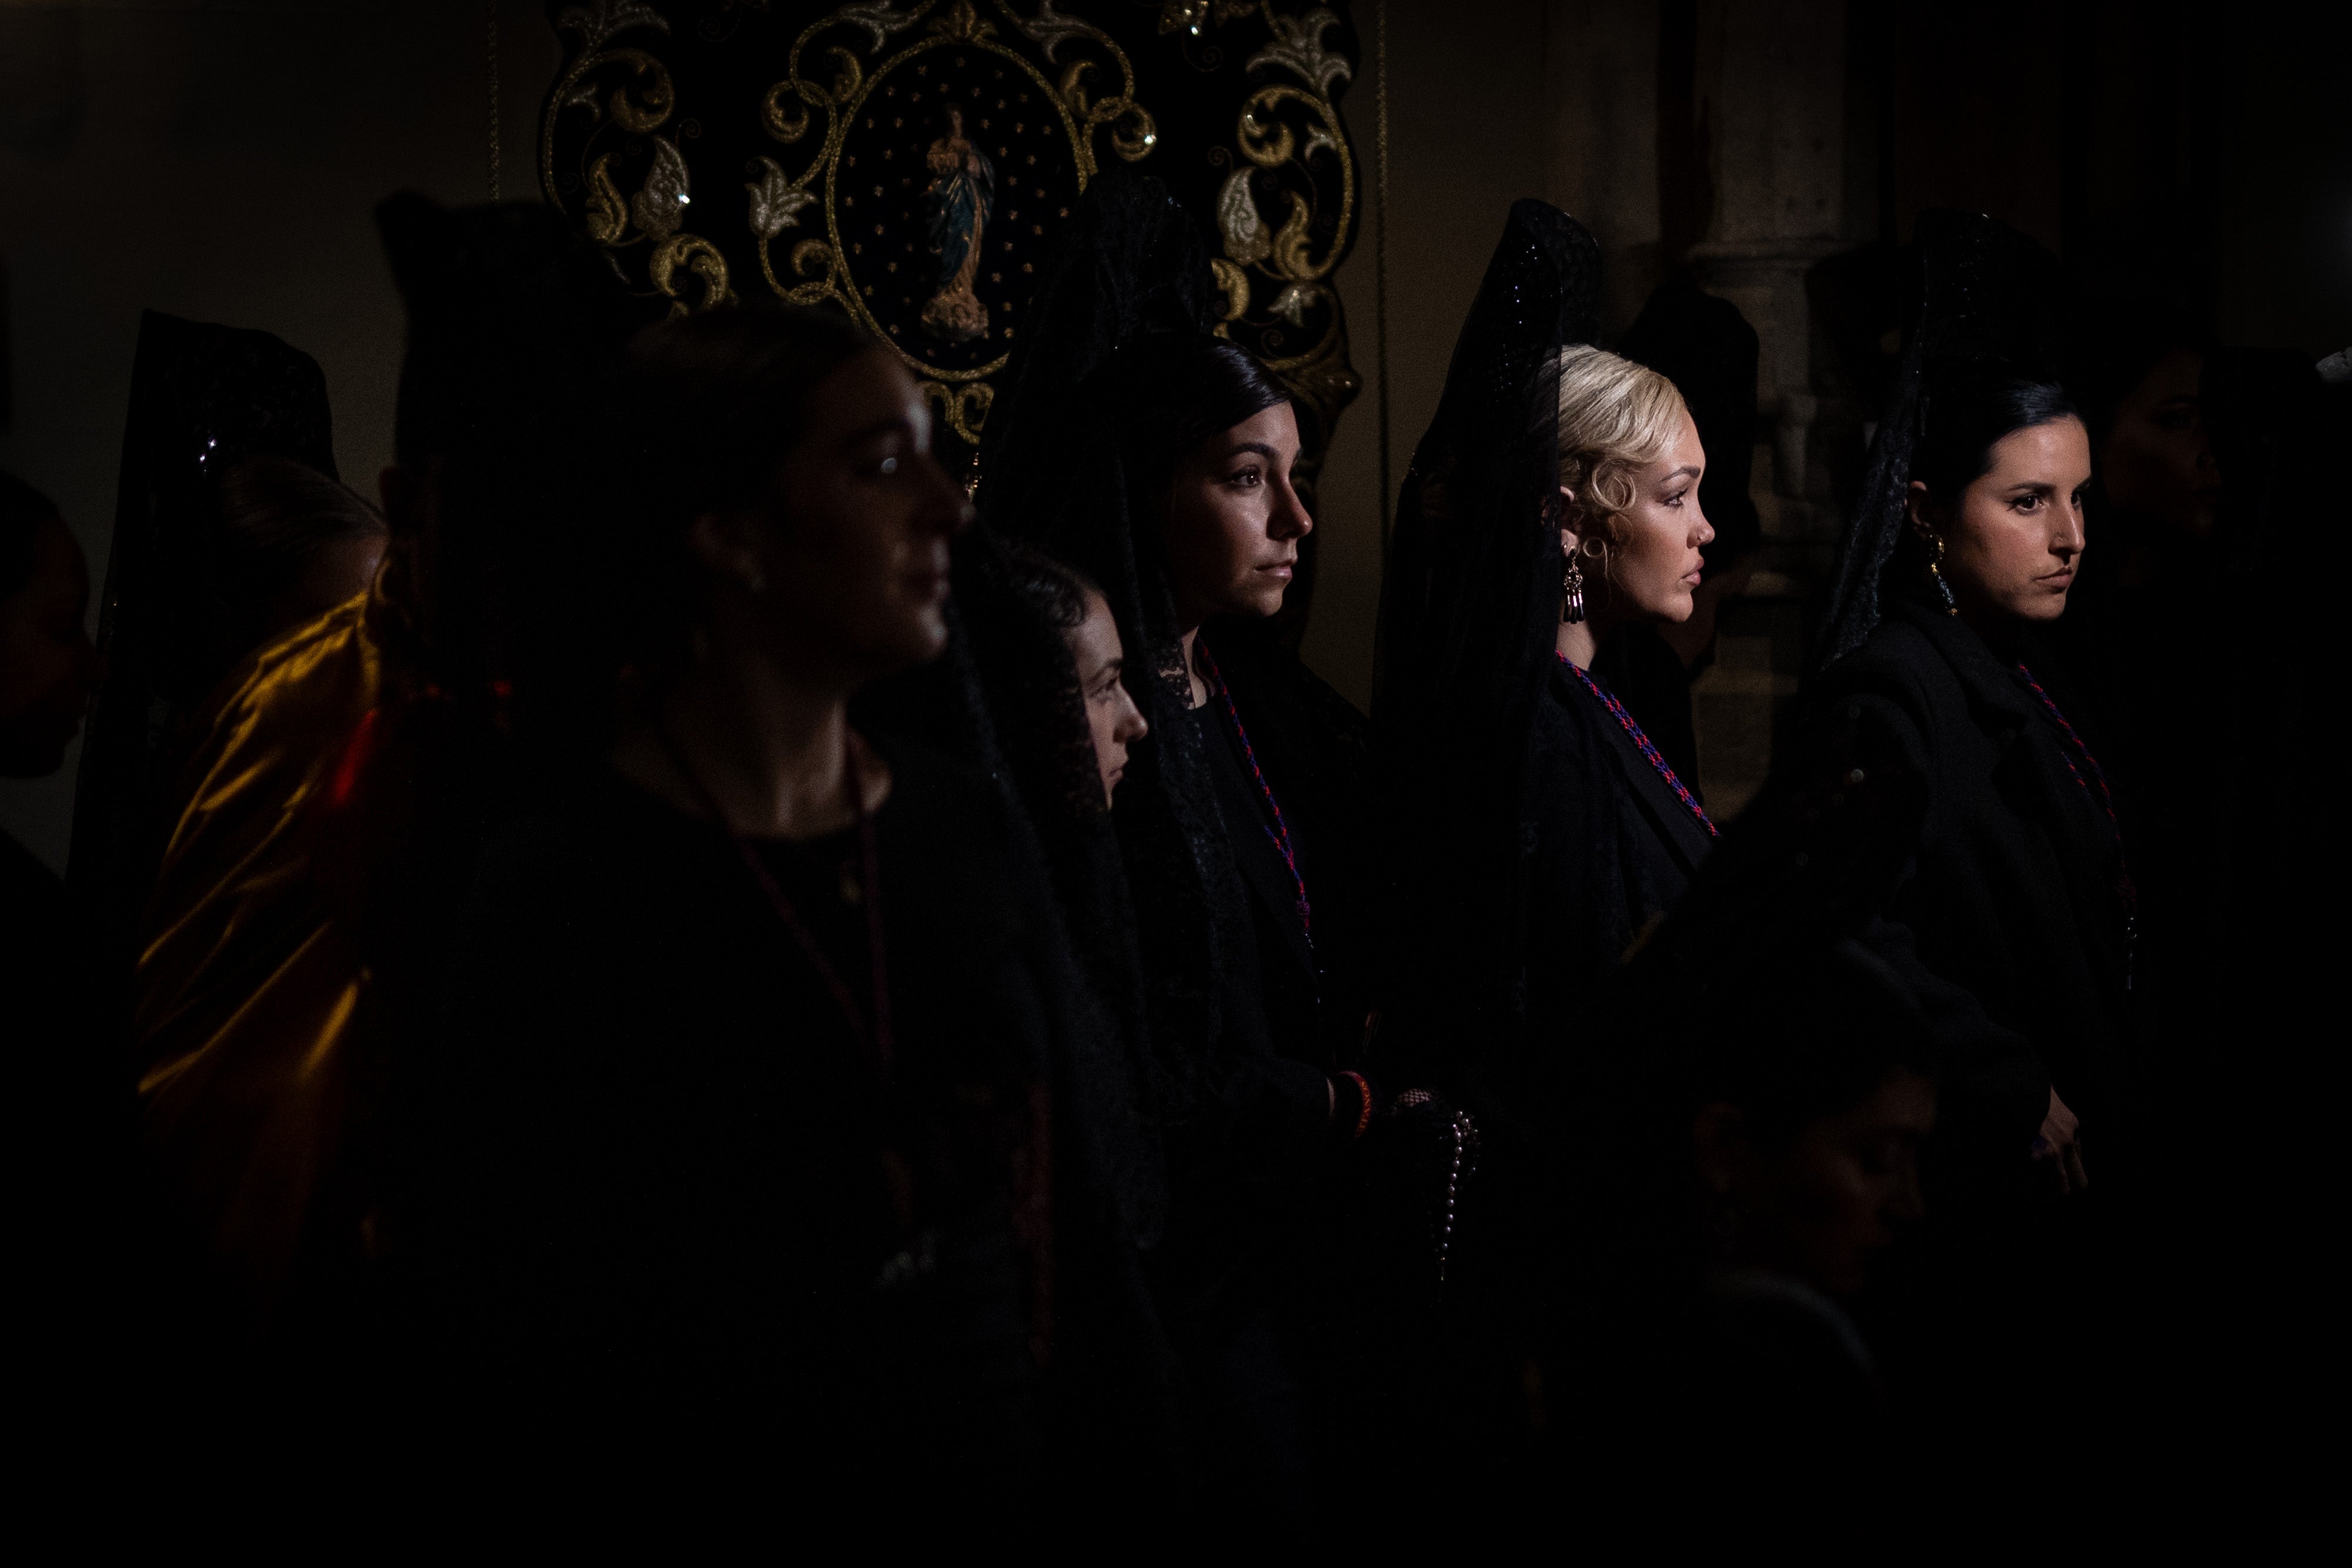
[
  {"x1": 543, "y1": 1, "x2": 1358, "y2": 469},
  {"x1": 650, "y1": 233, "x2": 736, "y2": 317},
  {"x1": 730, "y1": 0, "x2": 1157, "y2": 431},
  {"x1": 583, "y1": 153, "x2": 628, "y2": 245}
]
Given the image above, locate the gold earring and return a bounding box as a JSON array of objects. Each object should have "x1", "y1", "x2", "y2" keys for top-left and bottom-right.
[
  {"x1": 1923, "y1": 533, "x2": 1957, "y2": 616},
  {"x1": 1561, "y1": 534, "x2": 1586, "y2": 625}
]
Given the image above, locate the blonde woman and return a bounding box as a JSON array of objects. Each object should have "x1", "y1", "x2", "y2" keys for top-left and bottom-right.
[
  {"x1": 1354, "y1": 199, "x2": 1727, "y2": 1506},
  {"x1": 1374, "y1": 200, "x2": 1719, "y2": 1091},
  {"x1": 1544, "y1": 337, "x2": 1719, "y2": 952}
]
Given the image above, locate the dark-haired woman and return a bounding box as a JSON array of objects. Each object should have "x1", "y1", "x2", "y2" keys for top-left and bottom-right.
[
  {"x1": 1818, "y1": 367, "x2": 2108, "y2": 1169},
  {"x1": 1811, "y1": 361, "x2": 2138, "y2": 1435},
  {"x1": 0, "y1": 473, "x2": 99, "y2": 794},
  {"x1": 997, "y1": 545, "x2": 1151, "y2": 808},
  {"x1": 1127, "y1": 335, "x2": 1362, "y2": 1082},
  {"x1": 399, "y1": 305, "x2": 1068, "y2": 1510},
  {"x1": 1551, "y1": 930, "x2": 1942, "y2": 1534},
  {"x1": 974, "y1": 178, "x2": 1374, "y2": 1536},
  {"x1": 1, "y1": 473, "x2": 129, "y2": 1433},
  {"x1": 2060, "y1": 320, "x2": 2318, "y2": 1157},
  {"x1": 2057, "y1": 323, "x2": 2326, "y2": 1394}
]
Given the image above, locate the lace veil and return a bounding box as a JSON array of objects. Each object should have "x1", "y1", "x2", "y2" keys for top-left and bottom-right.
[
  {"x1": 1371, "y1": 199, "x2": 1601, "y2": 1074},
  {"x1": 1817, "y1": 209, "x2": 2070, "y2": 667}
]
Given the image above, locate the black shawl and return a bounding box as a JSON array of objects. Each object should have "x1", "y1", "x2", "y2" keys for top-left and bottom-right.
[{"x1": 1369, "y1": 197, "x2": 1622, "y2": 1096}]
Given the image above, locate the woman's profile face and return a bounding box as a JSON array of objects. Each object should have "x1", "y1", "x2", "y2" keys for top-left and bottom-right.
[
  {"x1": 2102, "y1": 348, "x2": 2217, "y2": 539},
  {"x1": 1565, "y1": 411, "x2": 1712, "y2": 626},
  {"x1": 0, "y1": 516, "x2": 99, "y2": 778},
  {"x1": 1703, "y1": 1070, "x2": 1936, "y2": 1300},
  {"x1": 704, "y1": 348, "x2": 972, "y2": 683},
  {"x1": 1753, "y1": 1072, "x2": 1935, "y2": 1299},
  {"x1": 1066, "y1": 589, "x2": 1148, "y2": 804},
  {"x1": 1158, "y1": 401, "x2": 1312, "y2": 628},
  {"x1": 1914, "y1": 416, "x2": 2092, "y2": 623}
]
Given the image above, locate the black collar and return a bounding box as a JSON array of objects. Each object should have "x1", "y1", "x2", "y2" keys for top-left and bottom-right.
[
  {"x1": 1890, "y1": 597, "x2": 2039, "y2": 730},
  {"x1": 1553, "y1": 664, "x2": 1713, "y2": 875}
]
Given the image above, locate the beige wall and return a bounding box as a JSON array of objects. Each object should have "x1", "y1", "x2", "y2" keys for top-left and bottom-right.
[
  {"x1": 0, "y1": 0, "x2": 557, "y2": 870},
  {"x1": 1302, "y1": 0, "x2": 1555, "y2": 711}
]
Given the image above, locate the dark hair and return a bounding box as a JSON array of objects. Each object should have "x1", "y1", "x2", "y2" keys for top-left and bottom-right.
[
  {"x1": 2076, "y1": 310, "x2": 2206, "y2": 446},
  {"x1": 215, "y1": 457, "x2": 383, "y2": 632},
  {"x1": 1683, "y1": 940, "x2": 1939, "y2": 1148},
  {"x1": 609, "y1": 301, "x2": 876, "y2": 673},
  {"x1": 373, "y1": 193, "x2": 650, "y2": 726},
  {"x1": 999, "y1": 541, "x2": 1104, "y2": 633},
  {"x1": 1553, "y1": 924, "x2": 1942, "y2": 1308},
  {"x1": 1912, "y1": 361, "x2": 2081, "y2": 503},
  {"x1": 1, "y1": 470, "x2": 61, "y2": 602},
  {"x1": 1099, "y1": 336, "x2": 1290, "y2": 497},
  {"x1": 623, "y1": 301, "x2": 876, "y2": 526}
]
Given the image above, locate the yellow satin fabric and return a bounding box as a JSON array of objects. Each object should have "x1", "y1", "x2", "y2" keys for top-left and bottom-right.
[{"x1": 133, "y1": 594, "x2": 383, "y2": 1308}]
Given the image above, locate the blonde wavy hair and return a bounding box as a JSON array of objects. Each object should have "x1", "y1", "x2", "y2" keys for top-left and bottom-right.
[{"x1": 1553, "y1": 345, "x2": 1689, "y2": 549}]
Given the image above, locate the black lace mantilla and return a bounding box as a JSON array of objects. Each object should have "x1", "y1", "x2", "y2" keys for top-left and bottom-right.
[
  {"x1": 1370, "y1": 198, "x2": 1603, "y2": 1077},
  {"x1": 1816, "y1": 209, "x2": 2070, "y2": 669}
]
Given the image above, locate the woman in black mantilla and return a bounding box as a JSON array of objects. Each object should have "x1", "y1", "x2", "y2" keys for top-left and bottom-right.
[
  {"x1": 973, "y1": 171, "x2": 1374, "y2": 1534},
  {"x1": 1359, "y1": 198, "x2": 1722, "y2": 1512},
  {"x1": 1808, "y1": 210, "x2": 2140, "y2": 1434},
  {"x1": 1374, "y1": 199, "x2": 1719, "y2": 1113},
  {"x1": 0, "y1": 472, "x2": 130, "y2": 1438},
  {"x1": 396, "y1": 304, "x2": 1060, "y2": 1512}
]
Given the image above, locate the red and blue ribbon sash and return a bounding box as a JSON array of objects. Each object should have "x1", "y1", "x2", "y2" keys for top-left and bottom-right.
[{"x1": 1558, "y1": 653, "x2": 1718, "y2": 840}]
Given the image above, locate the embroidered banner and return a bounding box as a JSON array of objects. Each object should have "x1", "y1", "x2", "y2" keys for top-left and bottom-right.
[{"x1": 541, "y1": 0, "x2": 1363, "y2": 494}]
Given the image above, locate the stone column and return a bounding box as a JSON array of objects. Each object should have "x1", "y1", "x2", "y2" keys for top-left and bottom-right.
[
  {"x1": 1686, "y1": 0, "x2": 1846, "y2": 589},
  {"x1": 1676, "y1": 0, "x2": 1851, "y2": 816},
  {"x1": 1543, "y1": 0, "x2": 1663, "y2": 338}
]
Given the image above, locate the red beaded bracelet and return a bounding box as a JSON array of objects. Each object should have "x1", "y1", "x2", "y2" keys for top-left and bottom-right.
[{"x1": 1340, "y1": 1071, "x2": 1374, "y2": 1139}]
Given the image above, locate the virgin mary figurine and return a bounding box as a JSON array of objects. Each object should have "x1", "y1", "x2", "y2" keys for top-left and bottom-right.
[{"x1": 920, "y1": 102, "x2": 994, "y2": 343}]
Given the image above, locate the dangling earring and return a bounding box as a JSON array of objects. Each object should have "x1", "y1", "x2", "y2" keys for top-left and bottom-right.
[
  {"x1": 1561, "y1": 535, "x2": 1586, "y2": 626},
  {"x1": 1923, "y1": 531, "x2": 1958, "y2": 616}
]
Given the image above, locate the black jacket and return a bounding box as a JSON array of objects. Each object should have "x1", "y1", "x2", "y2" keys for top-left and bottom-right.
[{"x1": 1813, "y1": 597, "x2": 2132, "y2": 1159}]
